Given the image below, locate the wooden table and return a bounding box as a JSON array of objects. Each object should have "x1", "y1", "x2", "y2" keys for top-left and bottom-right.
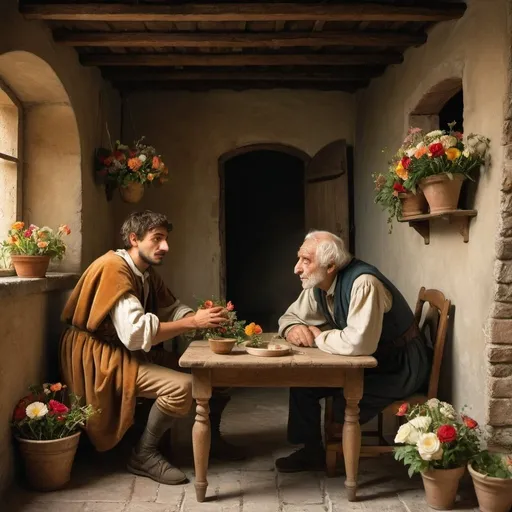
[{"x1": 179, "y1": 340, "x2": 377, "y2": 503}]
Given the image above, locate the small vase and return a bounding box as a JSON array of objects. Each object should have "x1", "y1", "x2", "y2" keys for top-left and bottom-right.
[
  {"x1": 398, "y1": 190, "x2": 428, "y2": 218},
  {"x1": 120, "y1": 182, "x2": 144, "y2": 203},
  {"x1": 16, "y1": 432, "x2": 81, "y2": 491},
  {"x1": 11, "y1": 255, "x2": 50, "y2": 278},
  {"x1": 421, "y1": 466, "x2": 466, "y2": 510},
  {"x1": 208, "y1": 338, "x2": 237, "y2": 355},
  {"x1": 419, "y1": 174, "x2": 465, "y2": 214},
  {"x1": 468, "y1": 462, "x2": 512, "y2": 512}
]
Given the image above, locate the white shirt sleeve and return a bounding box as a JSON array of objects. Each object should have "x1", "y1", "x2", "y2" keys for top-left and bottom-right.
[
  {"x1": 157, "y1": 299, "x2": 194, "y2": 323},
  {"x1": 110, "y1": 293, "x2": 160, "y2": 352},
  {"x1": 315, "y1": 275, "x2": 393, "y2": 356}
]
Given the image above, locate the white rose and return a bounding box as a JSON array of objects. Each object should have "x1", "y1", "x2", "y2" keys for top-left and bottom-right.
[
  {"x1": 139, "y1": 154, "x2": 147, "y2": 162},
  {"x1": 440, "y1": 402, "x2": 456, "y2": 420},
  {"x1": 427, "y1": 398, "x2": 440, "y2": 409},
  {"x1": 440, "y1": 135, "x2": 458, "y2": 149},
  {"x1": 426, "y1": 130, "x2": 443, "y2": 138},
  {"x1": 417, "y1": 433, "x2": 444, "y2": 461},
  {"x1": 26, "y1": 401, "x2": 48, "y2": 420},
  {"x1": 409, "y1": 415, "x2": 432, "y2": 431},
  {"x1": 416, "y1": 142, "x2": 426, "y2": 149},
  {"x1": 462, "y1": 149, "x2": 471, "y2": 158},
  {"x1": 405, "y1": 148, "x2": 416, "y2": 157},
  {"x1": 395, "y1": 423, "x2": 414, "y2": 444}
]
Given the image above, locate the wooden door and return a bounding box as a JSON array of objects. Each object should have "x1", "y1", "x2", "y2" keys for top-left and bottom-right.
[{"x1": 305, "y1": 140, "x2": 349, "y2": 248}]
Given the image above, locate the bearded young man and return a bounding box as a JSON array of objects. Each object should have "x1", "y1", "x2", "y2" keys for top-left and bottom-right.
[
  {"x1": 60, "y1": 210, "x2": 240, "y2": 486},
  {"x1": 275, "y1": 230, "x2": 432, "y2": 473}
]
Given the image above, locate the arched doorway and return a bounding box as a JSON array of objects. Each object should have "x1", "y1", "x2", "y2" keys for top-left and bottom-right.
[{"x1": 219, "y1": 144, "x2": 309, "y2": 331}]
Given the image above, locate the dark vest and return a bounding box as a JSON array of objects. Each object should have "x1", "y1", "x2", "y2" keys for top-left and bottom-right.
[{"x1": 313, "y1": 258, "x2": 415, "y2": 351}]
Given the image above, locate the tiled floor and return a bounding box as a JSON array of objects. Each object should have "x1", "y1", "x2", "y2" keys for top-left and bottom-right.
[{"x1": 6, "y1": 388, "x2": 479, "y2": 511}]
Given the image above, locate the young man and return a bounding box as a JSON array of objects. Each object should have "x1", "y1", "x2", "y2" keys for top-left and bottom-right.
[
  {"x1": 275, "y1": 230, "x2": 432, "y2": 472},
  {"x1": 60, "y1": 210, "x2": 237, "y2": 485}
]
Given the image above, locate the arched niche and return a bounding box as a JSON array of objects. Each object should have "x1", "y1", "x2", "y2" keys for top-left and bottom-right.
[{"x1": 0, "y1": 51, "x2": 81, "y2": 271}]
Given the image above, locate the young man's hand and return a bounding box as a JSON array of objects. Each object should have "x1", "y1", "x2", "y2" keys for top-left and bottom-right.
[
  {"x1": 193, "y1": 306, "x2": 227, "y2": 329},
  {"x1": 286, "y1": 325, "x2": 315, "y2": 347}
]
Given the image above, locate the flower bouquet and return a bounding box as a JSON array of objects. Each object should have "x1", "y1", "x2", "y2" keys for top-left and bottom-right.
[
  {"x1": 95, "y1": 137, "x2": 169, "y2": 203},
  {"x1": 393, "y1": 398, "x2": 480, "y2": 510},
  {"x1": 2, "y1": 222, "x2": 71, "y2": 277},
  {"x1": 12, "y1": 382, "x2": 98, "y2": 491},
  {"x1": 196, "y1": 298, "x2": 262, "y2": 354}
]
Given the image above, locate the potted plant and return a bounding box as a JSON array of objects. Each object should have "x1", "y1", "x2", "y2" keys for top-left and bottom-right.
[
  {"x1": 12, "y1": 382, "x2": 98, "y2": 491},
  {"x1": 373, "y1": 127, "x2": 428, "y2": 232},
  {"x1": 2, "y1": 222, "x2": 71, "y2": 278},
  {"x1": 96, "y1": 137, "x2": 169, "y2": 203},
  {"x1": 405, "y1": 125, "x2": 490, "y2": 214},
  {"x1": 196, "y1": 298, "x2": 262, "y2": 354},
  {"x1": 469, "y1": 448, "x2": 512, "y2": 512},
  {"x1": 394, "y1": 399, "x2": 480, "y2": 510}
]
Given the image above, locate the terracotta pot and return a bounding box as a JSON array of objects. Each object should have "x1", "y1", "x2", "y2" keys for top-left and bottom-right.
[
  {"x1": 421, "y1": 466, "x2": 466, "y2": 510},
  {"x1": 208, "y1": 338, "x2": 237, "y2": 355},
  {"x1": 468, "y1": 462, "x2": 512, "y2": 512},
  {"x1": 120, "y1": 182, "x2": 144, "y2": 203},
  {"x1": 419, "y1": 174, "x2": 465, "y2": 214},
  {"x1": 11, "y1": 255, "x2": 50, "y2": 278},
  {"x1": 398, "y1": 190, "x2": 428, "y2": 218},
  {"x1": 16, "y1": 432, "x2": 81, "y2": 491}
]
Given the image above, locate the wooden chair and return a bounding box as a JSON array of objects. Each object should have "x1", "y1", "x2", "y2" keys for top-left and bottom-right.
[{"x1": 324, "y1": 287, "x2": 451, "y2": 477}]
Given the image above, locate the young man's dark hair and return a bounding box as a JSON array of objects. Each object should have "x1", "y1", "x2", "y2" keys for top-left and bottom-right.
[{"x1": 120, "y1": 210, "x2": 172, "y2": 249}]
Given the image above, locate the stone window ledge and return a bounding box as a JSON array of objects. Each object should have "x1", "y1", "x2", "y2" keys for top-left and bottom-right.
[{"x1": 0, "y1": 273, "x2": 79, "y2": 299}]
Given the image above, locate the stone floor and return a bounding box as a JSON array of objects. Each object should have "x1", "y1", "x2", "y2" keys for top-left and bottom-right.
[{"x1": 6, "y1": 388, "x2": 479, "y2": 512}]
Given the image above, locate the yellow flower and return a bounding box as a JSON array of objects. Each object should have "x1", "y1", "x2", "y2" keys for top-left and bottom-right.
[
  {"x1": 445, "y1": 148, "x2": 461, "y2": 161},
  {"x1": 245, "y1": 322, "x2": 256, "y2": 336},
  {"x1": 11, "y1": 221, "x2": 24, "y2": 231},
  {"x1": 395, "y1": 162, "x2": 409, "y2": 180}
]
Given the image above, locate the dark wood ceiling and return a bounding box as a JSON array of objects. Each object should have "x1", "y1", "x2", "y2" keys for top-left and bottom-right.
[{"x1": 20, "y1": 1, "x2": 467, "y2": 92}]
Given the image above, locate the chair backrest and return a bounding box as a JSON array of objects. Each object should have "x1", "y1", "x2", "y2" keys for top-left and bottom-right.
[{"x1": 413, "y1": 287, "x2": 451, "y2": 399}]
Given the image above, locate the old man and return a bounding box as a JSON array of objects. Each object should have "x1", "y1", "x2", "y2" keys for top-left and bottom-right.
[
  {"x1": 275, "y1": 230, "x2": 432, "y2": 472},
  {"x1": 60, "y1": 210, "x2": 239, "y2": 486}
]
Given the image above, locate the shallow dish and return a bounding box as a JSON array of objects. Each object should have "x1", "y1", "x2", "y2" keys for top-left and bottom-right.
[{"x1": 244, "y1": 341, "x2": 291, "y2": 357}]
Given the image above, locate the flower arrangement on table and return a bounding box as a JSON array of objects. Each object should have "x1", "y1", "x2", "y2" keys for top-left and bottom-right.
[
  {"x1": 197, "y1": 298, "x2": 262, "y2": 346},
  {"x1": 393, "y1": 398, "x2": 480, "y2": 476},
  {"x1": 95, "y1": 137, "x2": 169, "y2": 202},
  {"x1": 373, "y1": 124, "x2": 490, "y2": 230},
  {"x1": 12, "y1": 382, "x2": 98, "y2": 441}
]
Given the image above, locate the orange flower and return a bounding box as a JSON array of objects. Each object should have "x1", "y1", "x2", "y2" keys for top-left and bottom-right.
[
  {"x1": 58, "y1": 224, "x2": 71, "y2": 235},
  {"x1": 37, "y1": 241, "x2": 48, "y2": 249},
  {"x1": 203, "y1": 300, "x2": 213, "y2": 309},
  {"x1": 254, "y1": 324, "x2": 262, "y2": 335},
  {"x1": 147, "y1": 173, "x2": 155, "y2": 181},
  {"x1": 396, "y1": 402, "x2": 409, "y2": 417},
  {"x1": 445, "y1": 148, "x2": 461, "y2": 161},
  {"x1": 152, "y1": 156, "x2": 161, "y2": 169},
  {"x1": 461, "y1": 414, "x2": 478, "y2": 429},
  {"x1": 414, "y1": 146, "x2": 428, "y2": 159},
  {"x1": 7, "y1": 235, "x2": 18, "y2": 245},
  {"x1": 50, "y1": 383, "x2": 63, "y2": 392},
  {"x1": 11, "y1": 221, "x2": 24, "y2": 231},
  {"x1": 245, "y1": 322, "x2": 255, "y2": 336},
  {"x1": 395, "y1": 162, "x2": 409, "y2": 180},
  {"x1": 128, "y1": 158, "x2": 142, "y2": 171}
]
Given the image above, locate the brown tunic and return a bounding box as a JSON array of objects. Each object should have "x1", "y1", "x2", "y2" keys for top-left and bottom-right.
[{"x1": 59, "y1": 250, "x2": 176, "y2": 451}]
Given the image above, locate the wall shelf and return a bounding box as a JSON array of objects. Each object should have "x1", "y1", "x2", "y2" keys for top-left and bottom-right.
[{"x1": 398, "y1": 209, "x2": 477, "y2": 245}]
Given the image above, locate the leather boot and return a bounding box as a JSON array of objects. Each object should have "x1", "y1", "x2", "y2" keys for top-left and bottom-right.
[
  {"x1": 209, "y1": 391, "x2": 246, "y2": 461},
  {"x1": 127, "y1": 403, "x2": 187, "y2": 485}
]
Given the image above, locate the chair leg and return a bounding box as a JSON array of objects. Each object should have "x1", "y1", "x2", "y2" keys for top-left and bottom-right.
[
  {"x1": 326, "y1": 448, "x2": 338, "y2": 478},
  {"x1": 378, "y1": 412, "x2": 387, "y2": 445}
]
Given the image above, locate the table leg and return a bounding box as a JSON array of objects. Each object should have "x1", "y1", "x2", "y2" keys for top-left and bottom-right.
[
  {"x1": 342, "y1": 368, "x2": 364, "y2": 502},
  {"x1": 192, "y1": 369, "x2": 212, "y2": 502}
]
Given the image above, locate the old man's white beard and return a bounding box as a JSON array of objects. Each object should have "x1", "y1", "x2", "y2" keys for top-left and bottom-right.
[{"x1": 300, "y1": 268, "x2": 326, "y2": 289}]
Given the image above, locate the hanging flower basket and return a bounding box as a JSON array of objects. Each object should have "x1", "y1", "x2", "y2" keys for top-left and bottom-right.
[{"x1": 120, "y1": 182, "x2": 145, "y2": 204}]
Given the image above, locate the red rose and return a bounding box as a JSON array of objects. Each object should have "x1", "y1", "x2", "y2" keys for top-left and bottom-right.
[
  {"x1": 48, "y1": 400, "x2": 69, "y2": 416},
  {"x1": 13, "y1": 405, "x2": 26, "y2": 421},
  {"x1": 203, "y1": 300, "x2": 213, "y2": 309},
  {"x1": 429, "y1": 143, "x2": 445, "y2": 158},
  {"x1": 462, "y1": 415, "x2": 478, "y2": 429},
  {"x1": 401, "y1": 157, "x2": 411, "y2": 169},
  {"x1": 437, "y1": 424, "x2": 457, "y2": 443},
  {"x1": 396, "y1": 402, "x2": 409, "y2": 417},
  {"x1": 393, "y1": 183, "x2": 406, "y2": 193}
]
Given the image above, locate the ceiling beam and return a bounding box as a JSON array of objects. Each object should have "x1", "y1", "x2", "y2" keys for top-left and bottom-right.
[
  {"x1": 102, "y1": 70, "x2": 382, "y2": 82},
  {"x1": 22, "y1": 3, "x2": 467, "y2": 23},
  {"x1": 81, "y1": 53, "x2": 403, "y2": 67},
  {"x1": 54, "y1": 30, "x2": 426, "y2": 48}
]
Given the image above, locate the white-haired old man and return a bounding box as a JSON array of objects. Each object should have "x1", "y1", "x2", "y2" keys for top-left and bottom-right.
[{"x1": 275, "y1": 231, "x2": 432, "y2": 472}]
